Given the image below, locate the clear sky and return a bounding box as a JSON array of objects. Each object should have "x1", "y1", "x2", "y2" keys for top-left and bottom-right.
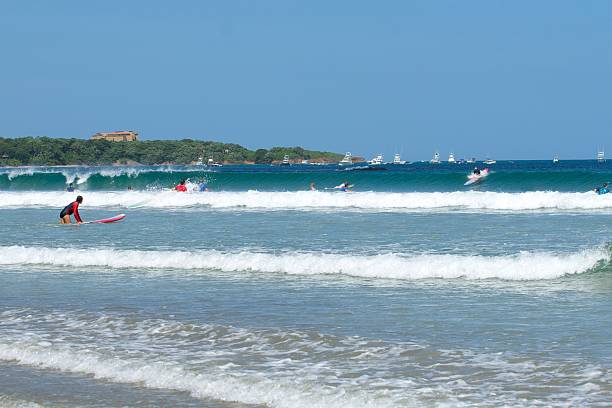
[{"x1": 1, "y1": 1, "x2": 610, "y2": 160}]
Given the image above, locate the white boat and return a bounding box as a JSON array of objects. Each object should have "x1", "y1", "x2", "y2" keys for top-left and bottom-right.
[
  {"x1": 339, "y1": 152, "x2": 353, "y2": 166},
  {"x1": 392, "y1": 153, "x2": 406, "y2": 165},
  {"x1": 483, "y1": 158, "x2": 496, "y2": 165},
  {"x1": 430, "y1": 152, "x2": 440, "y2": 164},
  {"x1": 466, "y1": 157, "x2": 476, "y2": 164},
  {"x1": 597, "y1": 149, "x2": 605, "y2": 162},
  {"x1": 195, "y1": 156, "x2": 204, "y2": 166},
  {"x1": 448, "y1": 153, "x2": 456, "y2": 163},
  {"x1": 368, "y1": 154, "x2": 384, "y2": 165},
  {"x1": 301, "y1": 159, "x2": 309, "y2": 164},
  {"x1": 553, "y1": 155, "x2": 559, "y2": 163},
  {"x1": 207, "y1": 158, "x2": 223, "y2": 167}
]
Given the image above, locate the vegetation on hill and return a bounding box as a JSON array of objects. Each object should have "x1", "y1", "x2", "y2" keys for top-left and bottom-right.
[{"x1": 0, "y1": 137, "x2": 343, "y2": 166}]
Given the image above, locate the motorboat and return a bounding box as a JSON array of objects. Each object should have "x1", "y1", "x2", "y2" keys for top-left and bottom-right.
[
  {"x1": 597, "y1": 149, "x2": 605, "y2": 163},
  {"x1": 368, "y1": 154, "x2": 384, "y2": 165},
  {"x1": 339, "y1": 152, "x2": 353, "y2": 166},
  {"x1": 392, "y1": 153, "x2": 406, "y2": 165}
]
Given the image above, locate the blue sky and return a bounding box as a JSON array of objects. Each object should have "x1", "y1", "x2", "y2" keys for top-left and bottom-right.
[{"x1": 1, "y1": 1, "x2": 610, "y2": 159}]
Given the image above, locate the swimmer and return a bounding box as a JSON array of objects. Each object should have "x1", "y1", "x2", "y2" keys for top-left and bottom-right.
[
  {"x1": 175, "y1": 179, "x2": 187, "y2": 192},
  {"x1": 198, "y1": 179, "x2": 208, "y2": 192},
  {"x1": 595, "y1": 182, "x2": 609, "y2": 195}
]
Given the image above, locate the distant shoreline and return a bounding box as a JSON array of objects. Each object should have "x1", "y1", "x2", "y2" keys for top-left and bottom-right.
[{"x1": 0, "y1": 136, "x2": 345, "y2": 166}]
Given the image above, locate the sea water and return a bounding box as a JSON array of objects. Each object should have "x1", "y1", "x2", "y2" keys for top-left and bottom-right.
[{"x1": 0, "y1": 161, "x2": 610, "y2": 407}]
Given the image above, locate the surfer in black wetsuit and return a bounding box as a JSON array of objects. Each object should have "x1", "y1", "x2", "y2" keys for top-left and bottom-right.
[
  {"x1": 473, "y1": 167, "x2": 481, "y2": 175},
  {"x1": 59, "y1": 195, "x2": 84, "y2": 224}
]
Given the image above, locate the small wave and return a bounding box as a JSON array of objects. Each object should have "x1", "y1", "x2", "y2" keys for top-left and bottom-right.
[
  {"x1": 0, "y1": 396, "x2": 46, "y2": 408},
  {"x1": 1, "y1": 309, "x2": 609, "y2": 407},
  {"x1": 0, "y1": 339, "x2": 397, "y2": 408},
  {"x1": 0, "y1": 245, "x2": 608, "y2": 280},
  {"x1": 0, "y1": 190, "x2": 610, "y2": 212}
]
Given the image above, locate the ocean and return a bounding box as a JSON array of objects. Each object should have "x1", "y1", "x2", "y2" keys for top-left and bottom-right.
[{"x1": 0, "y1": 160, "x2": 610, "y2": 407}]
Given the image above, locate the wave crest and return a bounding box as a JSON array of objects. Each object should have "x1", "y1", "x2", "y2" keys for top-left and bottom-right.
[
  {"x1": 0, "y1": 191, "x2": 610, "y2": 212},
  {"x1": 0, "y1": 245, "x2": 608, "y2": 280}
]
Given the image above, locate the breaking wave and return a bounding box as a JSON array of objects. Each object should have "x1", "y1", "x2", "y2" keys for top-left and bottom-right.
[
  {"x1": 0, "y1": 245, "x2": 608, "y2": 280},
  {"x1": 0, "y1": 309, "x2": 609, "y2": 407},
  {"x1": 0, "y1": 190, "x2": 610, "y2": 212}
]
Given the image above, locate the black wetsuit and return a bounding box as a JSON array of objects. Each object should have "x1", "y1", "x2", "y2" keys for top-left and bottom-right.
[{"x1": 59, "y1": 201, "x2": 82, "y2": 222}]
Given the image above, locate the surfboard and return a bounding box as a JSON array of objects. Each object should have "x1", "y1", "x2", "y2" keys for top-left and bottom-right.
[
  {"x1": 464, "y1": 169, "x2": 489, "y2": 186},
  {"x1": 83, "y1": 214, "x2": 126, "y2": 224}
]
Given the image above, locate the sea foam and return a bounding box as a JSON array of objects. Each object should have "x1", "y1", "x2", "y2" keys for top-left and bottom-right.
[
  {"x1": 0, "y1": 245, "x2": 607, "y2": 280},
  {"x1": 0, "y1": 190, "x2": 610, "y2": 212}
]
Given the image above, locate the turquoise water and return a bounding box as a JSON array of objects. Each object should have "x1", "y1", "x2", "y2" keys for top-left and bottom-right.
[
  {"x1": 0, "y1": 162, "x2": 610, "y2": 407},
  {"x1": 1, "y1": 160, "x2": 611, "y2": 192}
]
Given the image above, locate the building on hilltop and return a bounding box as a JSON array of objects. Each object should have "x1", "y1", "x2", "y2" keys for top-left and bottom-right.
[{"x1": 91, "y1": 130, "x2": 139, "y2": 142}]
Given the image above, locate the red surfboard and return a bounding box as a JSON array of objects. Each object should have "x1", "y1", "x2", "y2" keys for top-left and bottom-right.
[{"x1": 83, "y1": 214, "x2": 126, "y2": 224}]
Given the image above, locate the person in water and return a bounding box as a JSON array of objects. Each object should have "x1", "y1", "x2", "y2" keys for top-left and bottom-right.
[
  {"x1": 309, "y1": 182, "x2": 316, "y2": 191},
  {"x1": 60, "y1": 195, "x2": 84, "y2": 224},
  {"x1": 66, "y1": 183, "x2": 75, "y2": 192},
  {"x1": 198, "y1": 179, "x2": 208, "y2": 192},
  {"x1": 473, "y1": 167, "x2": 481, "y2": 175},
  {"x1": 335, "y1": 181, "x2": 352, "y2": 192},
  {"x1": 595, "y1": 182, "x2": 609, "y2": 195},
  {"x1": 175, "y1": 179, "x2": 187, "y2": 192}
]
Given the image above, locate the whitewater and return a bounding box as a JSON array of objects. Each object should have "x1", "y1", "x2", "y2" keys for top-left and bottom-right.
[
  {"x1": 0, "y1": 245, "x2": 609, "y2": 280},
  {"x1": 1, "y1": 190, "x2": 611, "y2": 212}
]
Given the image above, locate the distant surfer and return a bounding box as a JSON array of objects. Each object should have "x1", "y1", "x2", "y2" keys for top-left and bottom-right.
[
  {"x1": 309, "y1": 182, "x2": 316, "y2": 191},
  {"x1": 66, "y1": 183, "x2": 75, "y2": 192},
  {"x1": 59, "y1": 195, "x2": 83, "y2": 224},
  {"x1": 197, "y1": 179, "x2": 208, "y2": 192},
  {"x1": 175, "y1": 179, "x2": 187, "y2": 192},
  {"x1": 594, "y1": 182, "x2": 609, "y2": 195},
  {"x1": 335, "y1": 181, "x2": 352, "y2": 192}
]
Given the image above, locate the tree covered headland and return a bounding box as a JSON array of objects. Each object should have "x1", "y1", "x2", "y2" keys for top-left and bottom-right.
[{"x1": 0, "y1": 137, "x2": 343, "y2": 166}]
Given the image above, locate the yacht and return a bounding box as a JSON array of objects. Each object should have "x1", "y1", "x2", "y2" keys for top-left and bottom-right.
[
  {"x1": 207, "y1": 158, "x2": 223, "y2": 167},
  {"x1": 368, "y1": 154, "x2": 384, "y2": 165},
  {"x1": 597, "y1": 149, "x2": 605, "y2": 163},
  {"x1": 280, "y1": 155, "x2": 291, "y2": 165},
  {"x1": 195, "y1": 156, "x2": 204, "y2": 166},
  {"x1": 483, "y1": 158, "x2": 496, "y2": 165},
  {"x1": 392, "y1": 153, "x2": 406, "y2": 165},
  {"x1": 301, "y1": 159, "x2": 309, "y2": 165},
  {"x1": 430, "y1": 152, "x2": 441, "y2": 164},
  {"x1": 339, "y1": 152, "x2": 353, "y2": 166},
  {"x1": 553, "y1": 155, "x2": 559, "y2": 164},
  {"x1": 466, "y1": 157, "x2": 476, "y2": 164},
  {"x1": 448, "y1": 153, "x2": 456, "y2": 163}
]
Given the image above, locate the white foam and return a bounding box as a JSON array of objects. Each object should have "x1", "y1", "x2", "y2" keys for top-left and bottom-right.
[
  {"x1": 0, "y1": 340, "x2": 397, "y2": 408},
  {"x1": 0, "y1": 396, "x2": 45, "y2": 408},
  {"x1": 0, "y1": 245, "x2": 607, "y2": 280},
  {"x1": 0, "y1": 190, "x2": 610, "y2": 212},
  {"x1": 0, "y1": 166, "x2": 206, "y2": 184}
]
